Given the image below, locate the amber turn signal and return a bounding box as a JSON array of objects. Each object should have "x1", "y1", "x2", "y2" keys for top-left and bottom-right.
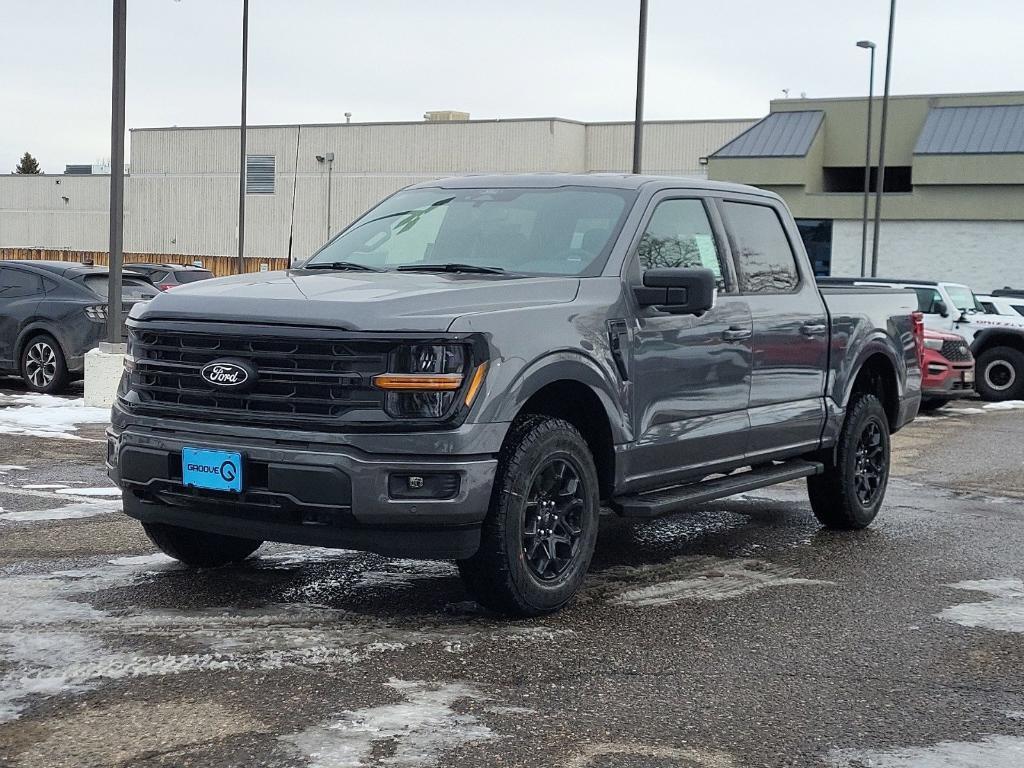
[
  {"x1": 372, "y1": 373, "x2": 464, "y2": 391},
  {"x1": 464, "y1": 361, "x2": 489, "y2": 406}
]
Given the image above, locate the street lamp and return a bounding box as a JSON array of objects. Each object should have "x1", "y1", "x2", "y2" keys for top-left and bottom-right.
[
  {"x1": 316, "y1": 153, "x2": 335, "y2": 242},
  {"x1": 237, "y1": 0, "x2": 249, "y2": 275},
  {"x1": 871, "y1": 0, "x2": 897, "y2": 278},
  {"x1": 856, "y1": 40, "x2": 876, "y2": 278},
  {"x1": 632, "y1": 0, "x2": 648, "y2": 174}
]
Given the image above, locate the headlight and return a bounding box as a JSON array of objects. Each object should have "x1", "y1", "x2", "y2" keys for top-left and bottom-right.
[
  {"x1": 373, "y1": 343, "x2": 474, "y2": 419},
  {"x1": 923, "y1": 337, "x2": 944, "y2": 350}
]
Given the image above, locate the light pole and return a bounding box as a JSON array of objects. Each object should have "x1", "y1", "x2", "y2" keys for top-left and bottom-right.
[
  {"x1": 236, "y1": 0, "x2": 249, "y2": 275},
  {"x1": 857, "y1": 40, "x2": 876, "y2": 277},
  {"x1": 631, "y1": 0, "x2": 648, "y2": 174},
  {"x1": 316, "y1": 153, "x2": 335, "y2": 242},
  {"x1": 871, "y1": 0, "x2": 896, "y2": 278},
  {"x1": 107, "y1": 0, "x2": 127, "y2": 344}
]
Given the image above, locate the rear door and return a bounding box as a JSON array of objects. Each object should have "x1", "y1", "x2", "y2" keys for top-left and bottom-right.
[
  {"x1": 624, "y1": 193, "x2": 752, "y2": 489},
  {"x1": 717, "y1": 199, "x2": 828, "y2": 460},
  {"x1": 0, "y1": 266, "x2": 45, "y2": 368}
]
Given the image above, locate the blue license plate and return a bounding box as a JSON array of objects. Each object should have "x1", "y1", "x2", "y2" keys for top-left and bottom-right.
[{"x1": 182, "y1": 447, "x2": 243, "y2": 493}]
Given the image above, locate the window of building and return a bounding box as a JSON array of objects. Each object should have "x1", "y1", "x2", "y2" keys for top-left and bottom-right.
[
  {"x1": 822, "y1": 166, "x2": 912, "y2": 193},
  {"x1": 721, "y1": 202, "x2": 799, "y2": 293},
  {"x1": 636, "y1": 199, "x2": 725, "y2": 289},
  {"x1": 795, "y1": 219, "x2": 833, "y2": 276},
  {"x1": 245, "y1": 154, "x2": 275, "y2": 194}
]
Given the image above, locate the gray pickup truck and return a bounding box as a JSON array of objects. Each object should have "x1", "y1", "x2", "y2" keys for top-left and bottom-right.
[{"x1": 108, "y1": 174, "x2": 921, "y2": 616}]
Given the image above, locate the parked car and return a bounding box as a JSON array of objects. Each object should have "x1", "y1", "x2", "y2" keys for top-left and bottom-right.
[
  {"x1": 0, "y1": 260, "x2": 158, "y2": 393},
  {"x1": 979, "y1": 289, "x2": 1024, "y2": 318},
  {"x1": 108, "y1": 174, "x2": 922, "y2": 616},
  {"x1": 819, "y1": 277, "x2": 1024, "y2": 401},
  {"x1": 123, "y1": 263, "x2": 214, "y2": 291},
  {"x1": 920, "y1": 329, "x2": 975, "y2": 411}
]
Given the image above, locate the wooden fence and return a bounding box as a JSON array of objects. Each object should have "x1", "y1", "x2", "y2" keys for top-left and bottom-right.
[{"x1": 1, "y1": 248, "x2": 289, "y2": 277}]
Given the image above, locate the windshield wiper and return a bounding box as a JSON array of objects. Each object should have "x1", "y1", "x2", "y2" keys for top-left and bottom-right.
[
  {"x1": 303, "y1": 261, "x2": 385, "y2": 272},
  {"x1": 396, "y1": 263, "x2": 506, "y2": 275}
]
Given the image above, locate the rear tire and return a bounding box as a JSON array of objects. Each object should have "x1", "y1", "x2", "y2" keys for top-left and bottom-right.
[
  {"x1": 975, "y1": 346, "x2": 1024, "y2": 401},
  {"x1": 458, "y1": 415, "x2": 600, "y2": 617},
  {"x1": 143, "y1": 522, "x2": 262, "y2": 567},
  {"x1": 20, "y1": 333, "x2": 69, "y2": 394},
  {"x1": 807, "y1": 394, "x2": 890, "y2": 530}
]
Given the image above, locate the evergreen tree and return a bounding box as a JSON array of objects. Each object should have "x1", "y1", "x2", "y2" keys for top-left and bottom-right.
[{"x1": 14, "y1": 152, "x2": 41, "y2": 174}]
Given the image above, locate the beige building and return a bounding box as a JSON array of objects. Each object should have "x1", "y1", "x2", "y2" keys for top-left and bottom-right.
[
  {"x1": 0, "y1": 115, "x2": 754, "y2": 269},
  {"x1": 707, "y1": 91, "x2": 1024, "y2": 290}
]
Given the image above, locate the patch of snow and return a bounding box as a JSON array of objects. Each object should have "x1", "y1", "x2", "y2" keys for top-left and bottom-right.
[
  {"x1": 983, "y1": 400, "x2": 1024, "y2": 411},
  {"x1": 0, "y1": 394, "x2": 110, "y2": 439},
  {"x1": 826, "y1": 735, "x2": 1024, "y2": 767},
  {"x1": 0, "y1": 500, "x2": 121, "y2": 522},
  {"x1": 945, "y1": 407, "x2": 985, "y2": 415},
  {"x1": 19, "y1": 483, "x2": 70, "y2": 490},
  {"x1": 0, "y1": 465, "x2": 27, "y2": 473},
  {"x1": 564, "y1": 742, "x2": 736, "y2": 768},
  {"x1": 280, "y1": 678, "x2": 493, "y2": 768},
  {"x1": 55, "y1": 487, "x2": 121, "y2": 498},
  {"x1": 606, "y1": 557, "x2": 833, "y2": 608},
  {"x1": 938, "y1": 579, "x2": 1024, "y2": 634}
]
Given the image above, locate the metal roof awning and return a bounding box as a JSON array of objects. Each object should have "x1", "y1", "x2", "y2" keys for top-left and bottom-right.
[
  {"x1": 712, "y1": 110, "x2": 824, "y2": 158},
  {"x1": 914, "y1": 104, "x2": 1024, "y2": 155}
]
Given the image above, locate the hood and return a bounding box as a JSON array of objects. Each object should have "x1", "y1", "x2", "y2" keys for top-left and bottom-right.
[
  {"x1": 131, "y1": 269, "x2": 580, "y2": 332},
  {"x1": 962, "y1": 312, "x2": 1024, "y2": 331}
]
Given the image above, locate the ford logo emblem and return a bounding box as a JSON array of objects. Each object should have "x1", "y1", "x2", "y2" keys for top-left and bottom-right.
[{"x1": 200, "y1": 360, "x2": 255, "y2": 389}]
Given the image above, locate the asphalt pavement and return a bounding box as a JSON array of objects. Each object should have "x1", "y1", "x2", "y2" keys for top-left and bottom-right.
[{"x1": 1, "y1": 380, "x2": 1023, "y2": 768}]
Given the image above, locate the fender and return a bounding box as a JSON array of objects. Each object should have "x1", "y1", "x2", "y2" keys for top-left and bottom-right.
[
  {"x1": 969, "y1": 327, "x2": 1024, "y2": 355},
  {"x1": 838, "y1": 335, "x2": 905, "y2": 409},
  {"x1": 14, "y1": 321, "x2": 71, "y2": 364},
  {"x1": 488, "y1": 349, "x2": 632, "y2": 445}
]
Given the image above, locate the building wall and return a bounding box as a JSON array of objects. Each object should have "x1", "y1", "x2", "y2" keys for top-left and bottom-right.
[
  {"x1": 829, "y1": 219, "x2": 1024, "y2": 289},
  {"x1": 1, "y1": 117, "x2": 755, "y2": 262}
]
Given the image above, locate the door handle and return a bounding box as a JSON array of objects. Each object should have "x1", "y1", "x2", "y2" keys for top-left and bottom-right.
[
  {"x1": 801, "y1": 323, "x2": 828, "y2": 337},
  {"x1": 722, "y1": 326, "x2": 752, "y2": 342}
]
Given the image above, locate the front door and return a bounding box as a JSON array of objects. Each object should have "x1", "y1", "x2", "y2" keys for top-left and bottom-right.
[
  {"x1": 623, "y1": 195, "x2": 752, "y2": 491},
  {"x1": 717, "y1": 199, "x2": 828, "y2": 459}
]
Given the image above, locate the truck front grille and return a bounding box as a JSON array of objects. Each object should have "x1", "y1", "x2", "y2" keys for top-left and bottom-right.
[
  {"x1": 125, "y1": 325, "x2": 392, "y2": 427},
  {"x1": 940, "y1": 338, "x2": 972, "y2": 363}
]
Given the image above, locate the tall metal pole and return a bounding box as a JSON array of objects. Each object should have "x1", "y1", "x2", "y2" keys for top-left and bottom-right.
[
  {"x1": 857, "y1": 42, "x2": 875, "y2": 277},
  {"x1": 631, "y1": 0, "x2": 648, "y2": 175},
  {"x1": 326, "y1": 154, "x2": 333, "y2": 241},
  {"x1": 107, "y1": 0, "x2": 127, "y2": 344},
  {"x1": 236, "y1": 0, "x2": 249, "y2": 274},
  {"x1": 871, "y1": 0, "x2": 896, "y2": 278}
]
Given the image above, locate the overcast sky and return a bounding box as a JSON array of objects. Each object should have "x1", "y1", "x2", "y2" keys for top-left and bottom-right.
[{"x1": 3, "y1": 0, "x2": 1023, "y2": 173}]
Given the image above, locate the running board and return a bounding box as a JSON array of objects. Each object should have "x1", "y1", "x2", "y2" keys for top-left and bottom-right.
[{"x1": 612, "y1": 459, "x2": 824, "y2": 519}]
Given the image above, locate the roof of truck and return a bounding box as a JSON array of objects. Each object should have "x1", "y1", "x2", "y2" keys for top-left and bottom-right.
[{"x1": 408, "y1": 173, "x2": 780, "y2": 198}]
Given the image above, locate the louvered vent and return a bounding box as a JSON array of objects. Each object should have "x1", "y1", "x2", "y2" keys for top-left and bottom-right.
[{"x1": 245, "y1": 154, "x2": 275, "y2": 194}]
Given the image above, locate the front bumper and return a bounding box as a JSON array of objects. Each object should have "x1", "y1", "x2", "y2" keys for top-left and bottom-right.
[
  {"x1": 107, "y1": 408, "x2": 503, "y2": 560},
  {"x1": 922, "y1": 362, "x2": 975, "y2": 398}
]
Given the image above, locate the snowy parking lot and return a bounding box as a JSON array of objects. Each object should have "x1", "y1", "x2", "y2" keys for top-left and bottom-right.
[{"x1": 1, "y1": 384, "x2": 1024, "y2": 767}]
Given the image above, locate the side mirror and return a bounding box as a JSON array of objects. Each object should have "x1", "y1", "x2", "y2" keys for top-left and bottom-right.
[
  {"x1": 634, "y1": 267, "x2": 716, "y2": 314},
  {"x1": 934, "y1": 300, "x2": 949, "y2": 318}
]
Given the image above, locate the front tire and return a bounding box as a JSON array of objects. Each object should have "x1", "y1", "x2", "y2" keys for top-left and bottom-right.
[
  {"x1": 807, "y1": 394, "x2": 890, "y2": 530},
  {"x1": 458, "y1": 415, "x2": 600, "y2": 617},
  {"x1": 20, "y1": 334, "x2": 69, "y2": 394},
  {"x1": 143, "y1": 522, "x2": 262, "y2": 567},
  {"x1": 976, "y1": 346, "x2": 1024, "y2": 401}
]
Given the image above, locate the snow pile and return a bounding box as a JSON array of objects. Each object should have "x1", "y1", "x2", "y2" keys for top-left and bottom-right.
[
  {"x1": 55, "y1": 487, "x2": 121, "y2": 498},
  {"x1": 983, "y1": 400, "x2": 1024, "y2": 411},
  {"x1": 0, "y1": 393, "x2": 110, "y2": 440},
  {"x1": 0, "y1": 500, "x2": 121, "y2": 523}
]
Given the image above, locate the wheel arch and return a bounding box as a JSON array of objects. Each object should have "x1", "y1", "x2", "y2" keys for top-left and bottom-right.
[
  {"x1": 842, "y1": 345, "x2": 902, "y2": 431},
  {"x1": 970, "y1": 329, "x2": 1024, "y2": 356}
]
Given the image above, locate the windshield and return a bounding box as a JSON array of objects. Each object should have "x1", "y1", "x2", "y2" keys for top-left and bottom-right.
[
  {"x1": 944, "y1": 284, "x2": 983, "y2": 312},
  {"x1": 304, "y1": 186, "x2": 632, "y2": 276},
  {"x1": 82, "y1": 275, "x2": 159, "y2": 300}
]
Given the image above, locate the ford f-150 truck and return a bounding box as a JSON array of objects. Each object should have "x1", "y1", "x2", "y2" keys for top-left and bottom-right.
[{"x1": 108, "y1": 175, "x2": 921, "y2": 616}]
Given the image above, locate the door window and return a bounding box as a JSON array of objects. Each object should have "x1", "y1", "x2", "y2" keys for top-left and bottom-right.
[
  {"x1": 636, "y1": 199, "x2": 725, "y2": 289},
  {"x1": 721, "y1": 202, "x2": 799, "y2": 293},
  {"x1": 909, "y1": 287, "x2": 944, "y2": 314},
  {"x1": 0, "y1": 267, "x2": 43, "y2": 299}
]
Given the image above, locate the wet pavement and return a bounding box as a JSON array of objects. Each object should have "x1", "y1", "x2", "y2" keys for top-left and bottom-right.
[{"x1": 1, "y1": 381, "x2": 1023, "y2": 767}]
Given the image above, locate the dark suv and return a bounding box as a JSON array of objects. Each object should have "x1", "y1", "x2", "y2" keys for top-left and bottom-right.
[
  {"x1": 124, "y1": 263, "x2": 214, "y2": 291},
  {"x1": 0, "y1": 260, "x2": 157, "y2": 393}
]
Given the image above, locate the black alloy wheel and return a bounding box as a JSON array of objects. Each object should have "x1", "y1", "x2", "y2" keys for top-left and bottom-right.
[
  {"x1": 522, "y1": 457, "x2": 587, "y2": 581},
  {"x1": 852, "y1": 420, "x2": 885, "y2": 505}
]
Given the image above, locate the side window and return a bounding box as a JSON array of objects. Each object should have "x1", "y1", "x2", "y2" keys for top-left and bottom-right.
[
  {"x1": 636, "y1": 199, "x2": 726, "y2": 289},
  {"x1": 910, "y1": 287, "x2": 943, "y2": 314},
  {"x1": 721, "y1": 202, "x2": 799, "y2": 293},
  {"x1": 0, "y1": 267, "x2": 43, "y2": 299}
]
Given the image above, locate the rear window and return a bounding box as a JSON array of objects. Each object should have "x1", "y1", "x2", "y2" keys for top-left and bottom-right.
[
  {"x1": 721, "y1": 202, "x2": 800, "y2": 293},
  {"x1": 82, "y1": 275, "x2": 158, "y2": 300},
  {"x1": 174, "y1": 270, "x2": 214, "y2": 284}
]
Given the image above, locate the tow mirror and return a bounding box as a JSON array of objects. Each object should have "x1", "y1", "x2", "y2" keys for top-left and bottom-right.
[
  {"x1": 934, "y1": 300, "x2": 949, "y2": 317},
  {"x1": 635, "y1": 267, "x2": 716, "y2": 314}
]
